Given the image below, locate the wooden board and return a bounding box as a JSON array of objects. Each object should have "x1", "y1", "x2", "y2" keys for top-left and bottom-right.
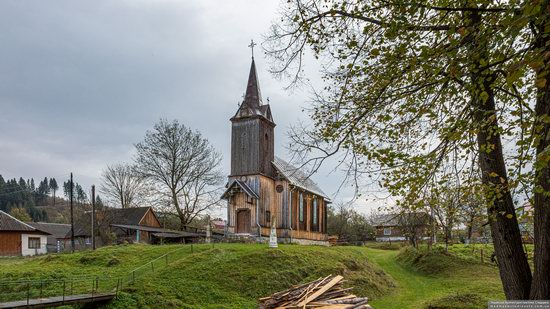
[{"x1": 297, "y1": 275, "x2": 344, "y2": 307}]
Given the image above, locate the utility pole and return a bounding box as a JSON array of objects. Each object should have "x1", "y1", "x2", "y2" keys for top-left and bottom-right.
[
  {"x1": 92, "y1": 185, "x2": 96, "y2": 250},
  {"x1": 70, "y1": 173, "x2": 75, "y2": 253}
]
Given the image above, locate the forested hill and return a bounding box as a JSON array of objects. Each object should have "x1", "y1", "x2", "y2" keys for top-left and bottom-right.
[{"x1": 0, "y1": 174, "x2": 94, "y2": 222}]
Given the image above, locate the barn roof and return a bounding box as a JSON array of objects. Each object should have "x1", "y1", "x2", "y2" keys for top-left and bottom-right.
[
  {"x1": 106, "y1": 207, "x2": 154, "y2": 226},
  {"x1": 272, "y1": 157, "x2": 330, "y2": 200},
  {"x1": 27, "y1": 222, "x2": 71, "y2": 239},
  {"x1": 0, "y1": 210, "x2": 49, "y2": 234}
]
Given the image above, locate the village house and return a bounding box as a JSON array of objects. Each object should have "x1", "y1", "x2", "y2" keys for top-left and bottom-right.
[
  {"x1": 221, "y1": 57, "x2": 330, "y2": 244},
  {"x1": 372, "y1": 212, "x2": 434, "y2": 243},
  {"x1": 0, "y1": 210, "x2": 50, "y2": 256},
  {"x1": 27, "y1": 222, "x2": 71, "y2": 253}
]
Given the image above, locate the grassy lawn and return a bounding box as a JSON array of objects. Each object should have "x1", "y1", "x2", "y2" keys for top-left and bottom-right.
[
  {"x1": 109, "y1": 244, "x2": 395, "y2": 308},
  {"x1": 367, "y1": 247, "x2": 503, "y2": 308},
  {"x1": 0, "y1": 243, "x2": 505, "y2": 308}
]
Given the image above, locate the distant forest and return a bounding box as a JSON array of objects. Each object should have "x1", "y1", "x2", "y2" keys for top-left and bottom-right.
[{"x1": 0, "y1": 174, "x2": 92, "y2": 222}]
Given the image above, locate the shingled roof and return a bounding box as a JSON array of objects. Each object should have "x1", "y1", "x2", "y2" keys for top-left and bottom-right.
[
  {"x1": 371, "y1": 212, "x2": 432, "y2": 227},
  {"x1": 0, "y1": 210, "x2": 49, "y2": 233},
  {"x1": 231, "y1": 59, "x2": 274, "y2": 123},
  {"x1": 27, "y1": 222, "x2": 71, "y2": 239},
  {"x1": 272, "y1": 157, "x2": 330, "y2": 200}
]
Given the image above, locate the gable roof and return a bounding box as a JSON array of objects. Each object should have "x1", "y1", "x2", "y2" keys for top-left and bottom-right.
[
  {"x1": 0, "y1": 210, "x2": 49, "y2": 234},
  {"x1": 27, "y1": 222, "x2": 71, "y2": 239},
  {"x1": 106, "y1": 207, "x2": 156, "y2": 226},
  {"x1": 221, "y1": 179, "x2": 260, "y2": 200},
  {"x1": 272, "y1": 157, "x2": 330, "y2": 200},
  {"x1": 371, "y1": 212, "x2": 432, "y2": 227},
  {"x1": 370, "y1": 214, "x2": 400, "y2": 227}
]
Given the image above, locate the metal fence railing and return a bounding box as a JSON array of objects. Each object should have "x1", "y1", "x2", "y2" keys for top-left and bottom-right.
[
  {"x1": 0, "y1": 276, "x2": 122, "y2": 304},
  {"x1": 0, "y1": 243, "x2": 218, "y2": 304}
]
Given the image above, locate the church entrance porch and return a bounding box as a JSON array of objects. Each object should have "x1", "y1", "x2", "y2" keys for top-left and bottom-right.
[{"x1": 236, "y1": 209, "x2": 251, "y2": 234}]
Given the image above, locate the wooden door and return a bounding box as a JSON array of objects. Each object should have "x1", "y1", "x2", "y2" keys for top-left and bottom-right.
[{"x1": 236, "y1": 209, "x2": 251, "y2": 233}]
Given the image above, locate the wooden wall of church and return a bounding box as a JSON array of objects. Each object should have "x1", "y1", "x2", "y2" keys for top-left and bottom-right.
[
  {"x1": 231, "y1": 119, "x2": 260, "y2": 176},
  {"x1": 230, "y1": 118, "x2": 275, "y2": 178},
  {"x1": 287, "y1": 188, "x2": 327, "y2": 234}
]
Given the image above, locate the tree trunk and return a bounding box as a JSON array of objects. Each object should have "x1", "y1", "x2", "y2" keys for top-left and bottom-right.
[
  {"x1": 467, "y1": 216, "x2": 474, "y2": 241},
  {"x1": 466, "y1": 9, "x2": 532, "y2": 299},
  {"x1": 530, "y1": 6, "x2": 550, "y2": 298},
  {"x1": 473, "y1": 79, "x2": 532, "y2": 299},
  {"x1": 171, "y1": 189, "x2": 186, "y2": 231}
]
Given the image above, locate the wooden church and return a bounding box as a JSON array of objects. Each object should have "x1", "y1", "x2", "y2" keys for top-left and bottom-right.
[{"x1": 221, "y1": 56, "x2": 330, "y2": 244}]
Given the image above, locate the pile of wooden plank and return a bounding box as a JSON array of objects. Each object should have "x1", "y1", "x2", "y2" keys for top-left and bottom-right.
[{"x1": 258, "y1": 275, "x2": 372, "y2": 308}]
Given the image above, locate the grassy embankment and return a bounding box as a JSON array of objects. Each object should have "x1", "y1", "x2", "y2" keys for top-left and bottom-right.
[
  {"x1": 0, "y1": 244, "x2": 394, "y2": 308},
  {"x1": 367, "y1": 245, "x2": 503, "y2": 309},
  {"x1": 0, "y1": 243, "x2": 505, "y2": 308}
]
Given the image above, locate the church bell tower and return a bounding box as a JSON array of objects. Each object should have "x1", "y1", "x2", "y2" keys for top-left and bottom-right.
[{"x1": 230, "y1": 53, "x2": 275, "y2": 178}]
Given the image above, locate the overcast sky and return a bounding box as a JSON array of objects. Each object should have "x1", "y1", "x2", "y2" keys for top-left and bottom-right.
[{"x1": 0, "y1": 0, "x2": 386, "y2": 214}]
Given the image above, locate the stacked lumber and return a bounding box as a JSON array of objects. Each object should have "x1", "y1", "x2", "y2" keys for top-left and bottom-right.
[{"x1": 258, "y1": 275, "x2": 373, "y2": 309}]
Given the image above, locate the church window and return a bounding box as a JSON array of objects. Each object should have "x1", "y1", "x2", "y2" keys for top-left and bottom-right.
[
  {"x1": 299, "y1": 192, "x2": 304, "y2": 222},
  {"x1": 313, "y1": 198, "x2": 318, "y2": 225},
  {"x1": 266, "y1": 211, "x2": 271, "y2": 223}
]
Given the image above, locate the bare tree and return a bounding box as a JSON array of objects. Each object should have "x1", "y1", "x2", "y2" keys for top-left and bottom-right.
[
  {"x1": 100, "y1": 163, "x2": 146, "y2": 209},
  {"x1": 134, "y1": 119, "x2": 224, "y2": 230},
  {"x1": 397, "y1": 210, "x2": 432, "y2": 248}
]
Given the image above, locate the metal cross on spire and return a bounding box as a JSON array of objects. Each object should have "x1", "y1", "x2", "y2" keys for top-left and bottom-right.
[{"x1": 248, "y1": 39, "x2": 257, "y2": 59}]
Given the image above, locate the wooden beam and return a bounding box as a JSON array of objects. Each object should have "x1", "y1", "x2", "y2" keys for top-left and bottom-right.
[{"x1": 297, "y1": 275, "x2": 344, "y2": 307}]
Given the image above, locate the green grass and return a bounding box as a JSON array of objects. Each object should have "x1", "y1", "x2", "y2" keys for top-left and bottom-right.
[
  {"x1": 0, "y1": 243, "x2": 505, "y2": 308},
  {"x1": 367, "y1": 246, "x2": 504, "y2": 309},
  {"x1": 0, "y1": 244, "x2": 194, "y2": 281},
  {"x1": 109, "y1": 244, "x2": 395, "y2": 309},
  {"x1": 0, "y1": 244, "x2": 210, "y2": 302}
]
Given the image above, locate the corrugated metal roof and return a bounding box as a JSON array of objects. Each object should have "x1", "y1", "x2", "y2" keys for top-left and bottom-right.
[
  {"x1": 0, "y1": 210, "x2": 48, "y2": 233},
  {"x1": 272, "y1": 157, "x2": 330, "y2": 200}
]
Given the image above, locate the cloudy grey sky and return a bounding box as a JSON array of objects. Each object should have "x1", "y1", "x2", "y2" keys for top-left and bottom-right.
[{"x1": 0, "y1": 0, "x2": 384, "y2": 214}]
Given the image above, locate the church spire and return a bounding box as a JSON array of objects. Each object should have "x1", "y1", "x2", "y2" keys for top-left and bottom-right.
[
  {"x1": 231, "y1": 44, "x2": 274, "y2": 123},
  {"x1": 243, "y1": 58, "x2": 262, "y2": 108}
]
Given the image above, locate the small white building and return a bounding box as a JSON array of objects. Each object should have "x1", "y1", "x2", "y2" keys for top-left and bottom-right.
[{"x1": 0, "y1": 210, "x2": 50, "y2": 256}]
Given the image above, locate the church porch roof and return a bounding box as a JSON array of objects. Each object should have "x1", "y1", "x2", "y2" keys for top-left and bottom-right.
[{"x1": 221, "y1": 179, "x2": 259, "y2": 200}]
